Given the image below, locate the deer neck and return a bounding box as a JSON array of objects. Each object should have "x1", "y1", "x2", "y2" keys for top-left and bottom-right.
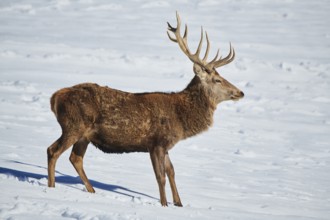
[{"x1": 179, "y1": 76, "x2": 216, "y2": 138}]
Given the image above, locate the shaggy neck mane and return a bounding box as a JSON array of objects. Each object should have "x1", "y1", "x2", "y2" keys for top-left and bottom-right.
[{"x1": 178, "y1": 76, "x2": 216, "y2": 138}]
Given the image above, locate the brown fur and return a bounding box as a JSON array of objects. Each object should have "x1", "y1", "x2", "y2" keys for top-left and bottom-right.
[
  {"x1": 47, "y1": 13, "x2": 244, "y2": 207},
  {"x1": 51, "y1": 77, "x2": 214, "y2": 154},
  {"x1": 47, "y1": 73, "x2": 242, "y2": 207}
]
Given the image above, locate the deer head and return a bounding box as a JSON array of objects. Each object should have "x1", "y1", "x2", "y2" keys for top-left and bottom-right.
[{"x1": 167, "y1": 12, "x2": 244, "y2": 104}]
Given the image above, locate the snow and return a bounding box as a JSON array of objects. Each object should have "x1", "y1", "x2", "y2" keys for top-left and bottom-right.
[{"x1": 0, "y1": 0, "x2": 329, "y2": 219}]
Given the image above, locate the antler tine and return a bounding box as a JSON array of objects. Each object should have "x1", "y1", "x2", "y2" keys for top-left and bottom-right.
[
  {"x1": 167, "y1": 12, "x2": 204, "y2": 66},
  {"x1": 182, "y1": 24, "x2": 190, "y2": 53},
  {"x1": 202, "y1": 31, "x2": 210, "y2": 62},
  {"x1": 212, "y1": 43, "x2": 235, "y2": 68},
  {"x1": 167, "y1": 22, "x2": 175, "y2": 32},
  {"x1": 174, "y1": 11, "x2": 181, "y2": 35},
  {"x1": 167, "y1": 12, "x2": 235, "y2": 69},
  {"x1": 209, "y1": 49, "x2": 219, "y2": 64},
  {"x1": 167, "y1": 28, "x2": 177, "y2": 42},
  {"x1": 167, "y1": 12, "x2": 181, "y2": 43},
  {"x1": 183, "y1": 24, "x2": 188, "y2": 39},
  {"x1": 195, "y1": 27, "x2": 204, "y2": 57}
]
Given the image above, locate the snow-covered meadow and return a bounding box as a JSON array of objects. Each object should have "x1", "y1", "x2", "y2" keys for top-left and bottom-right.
[{"x1": 0, "y1": 0, "x2": 329, "y2": 219}]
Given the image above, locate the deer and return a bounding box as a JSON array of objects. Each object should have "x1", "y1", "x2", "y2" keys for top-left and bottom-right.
[{"x1": 47, "y1": 12, "x2": 244, "y2": 207}]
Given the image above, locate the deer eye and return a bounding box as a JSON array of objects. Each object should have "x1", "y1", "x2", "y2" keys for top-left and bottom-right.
[{"x1": 215, "y1": 79, "x2": 222, "y2": 84}]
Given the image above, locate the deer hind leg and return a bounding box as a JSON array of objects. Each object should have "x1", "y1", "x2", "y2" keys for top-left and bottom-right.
[
  {"x1": 149, "y1": 147, "x2": 167, "y2": 206},
  {"x1": 47, "y1": 133, "x2": 80, "y2": 188},
  {"x1": 165, "y1": 152, "x2": 183, "y2": 207},
  {"x1": 69, "y1": 137, "x2": 95, "y2": 193}
]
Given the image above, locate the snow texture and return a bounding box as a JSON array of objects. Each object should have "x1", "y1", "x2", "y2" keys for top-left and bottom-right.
[{"x1": 0, "y1": 0, "x2": 329, "y2": 219}]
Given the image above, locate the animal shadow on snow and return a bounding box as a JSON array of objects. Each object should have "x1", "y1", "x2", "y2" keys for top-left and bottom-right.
[{"x1": 0, "y1": 160, "x2": 157, "y2": 200}]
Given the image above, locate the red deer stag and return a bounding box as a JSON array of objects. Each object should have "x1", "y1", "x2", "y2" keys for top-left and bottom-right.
[{"x1": 47, "y1": 12, "x2": 244, "y2": 207}]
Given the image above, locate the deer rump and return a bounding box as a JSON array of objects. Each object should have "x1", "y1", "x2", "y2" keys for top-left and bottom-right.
[{"x1": 51, "y1": 83, "x2": 180, "y2": 154}]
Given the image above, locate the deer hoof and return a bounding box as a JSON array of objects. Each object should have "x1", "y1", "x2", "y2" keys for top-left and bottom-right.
[
  {"x1": 174, "y1": 201, "x2": 183, "y2": 207},
  {"x1": 86, "y1": 186, "x2": 95, "y2": 193}
]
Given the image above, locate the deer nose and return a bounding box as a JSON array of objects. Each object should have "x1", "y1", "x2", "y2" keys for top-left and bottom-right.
[{"x1": 240, "y1": 91, "x2": 244, "y2": 97}]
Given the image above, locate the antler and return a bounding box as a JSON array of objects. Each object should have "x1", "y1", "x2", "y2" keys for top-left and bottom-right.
[{"x1": 167, "y1": 12, "x2": 235, "y2": 70}]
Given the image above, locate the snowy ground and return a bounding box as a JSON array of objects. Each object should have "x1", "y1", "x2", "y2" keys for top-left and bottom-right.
[{"x1": 1, "y1": 0, "x2": 330, "y2": 219}]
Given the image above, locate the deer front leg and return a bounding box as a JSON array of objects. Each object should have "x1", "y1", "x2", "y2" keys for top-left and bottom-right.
[
  {"x1": 165, "y1": 152, "x2": 182, "y2": 207},
  {"x1": 149, "y1": 146, "x2": 167, "y2": 206}
]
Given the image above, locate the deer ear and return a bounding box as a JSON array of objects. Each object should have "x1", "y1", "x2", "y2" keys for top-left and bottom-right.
[{"x1": 193, "y1": 64, "x2": 208, "y2": 80}]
